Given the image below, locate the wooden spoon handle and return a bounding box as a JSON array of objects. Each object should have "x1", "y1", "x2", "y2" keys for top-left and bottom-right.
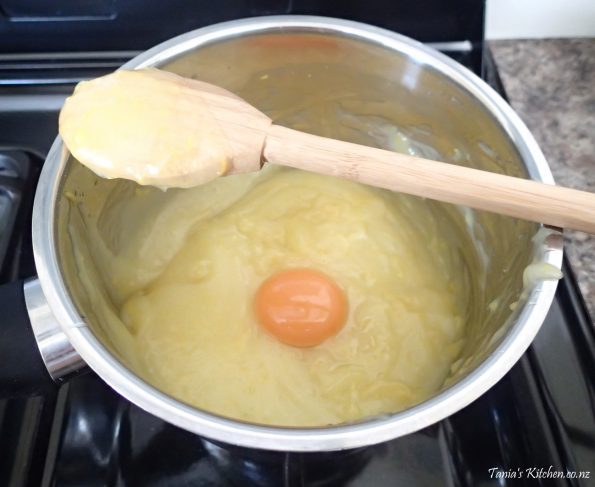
[{"x1": 264, "y1": 124, "x2": 595, "y2": 233}]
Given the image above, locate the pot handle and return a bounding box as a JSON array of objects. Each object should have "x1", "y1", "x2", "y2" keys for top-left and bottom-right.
[
  {"x1": 0, "y1": 279, "x2": 54, "y2": 396},
  {"x1": 0, "y1": 279, "x2": 85, "y2": 397}
]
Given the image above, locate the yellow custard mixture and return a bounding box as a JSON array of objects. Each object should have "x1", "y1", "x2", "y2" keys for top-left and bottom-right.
[{"x1": 91, "y1": 165, "x2": 469, "y2": 427}]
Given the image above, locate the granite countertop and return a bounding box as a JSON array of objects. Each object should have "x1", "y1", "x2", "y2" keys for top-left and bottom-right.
[{"x1": 489, "y1": 39, "x2": 595, "y2": 322}]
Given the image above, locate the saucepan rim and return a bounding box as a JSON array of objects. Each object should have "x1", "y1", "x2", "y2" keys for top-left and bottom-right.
[{"x1": 32, "y1": 15, "x2": 562, "y2": 451}]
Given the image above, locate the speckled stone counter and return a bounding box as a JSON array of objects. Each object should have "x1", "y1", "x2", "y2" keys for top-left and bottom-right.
[{"x1": 489, "y1": 39, "x2": 595, "y2": 322}]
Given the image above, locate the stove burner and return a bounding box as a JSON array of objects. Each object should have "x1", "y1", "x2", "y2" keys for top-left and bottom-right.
[{"x1": 0, "y1": 150, "x2": 39, "y2": 282}]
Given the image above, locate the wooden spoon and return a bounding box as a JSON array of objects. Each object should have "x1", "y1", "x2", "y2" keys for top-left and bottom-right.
[{"x1": 59, "y1": 68, "x2": 595, "y2": 233}]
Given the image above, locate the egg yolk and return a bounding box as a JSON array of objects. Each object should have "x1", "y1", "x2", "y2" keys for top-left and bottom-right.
[{"x1": 254, "y1": 268, "x2": 348, "y2": 347}]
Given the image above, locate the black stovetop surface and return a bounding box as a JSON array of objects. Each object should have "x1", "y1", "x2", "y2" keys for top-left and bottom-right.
[{"x1": 0, "y1": 40, "x2": 594, "y2": 487}]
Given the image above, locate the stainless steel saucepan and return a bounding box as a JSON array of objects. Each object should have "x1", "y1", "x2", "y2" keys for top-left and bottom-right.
[{"x1": 0, "y1": 16, "x2": 562, "y2": 451}]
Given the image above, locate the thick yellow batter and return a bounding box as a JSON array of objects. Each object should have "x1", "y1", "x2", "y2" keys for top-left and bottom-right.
[
  {"x1": 115, "y1": 166, "x2": 465, "y2": 426},
  {"x1": 60, "y1": 70, "x2": 233, "y2": 188}
]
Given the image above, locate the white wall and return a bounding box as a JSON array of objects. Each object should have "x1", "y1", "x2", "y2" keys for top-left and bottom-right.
[{"x1": 486, "y1": 0, "x2": 595, "y2": 39}]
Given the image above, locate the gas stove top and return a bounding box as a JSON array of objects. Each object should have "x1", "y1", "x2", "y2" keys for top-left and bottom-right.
[
  {"x1": 1, "y1": 45, "x2": 594, "y2": 487},
  {"x1": 1, "y1": 3, "x2": 594, "y2": 486}
]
